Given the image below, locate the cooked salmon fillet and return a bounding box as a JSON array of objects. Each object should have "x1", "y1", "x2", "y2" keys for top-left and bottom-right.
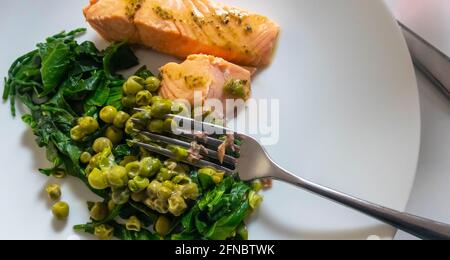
[
  {"x1": 83, "y1": 0, "x2": 140, "y2": 42},
  {"x1": 84, "y1": 0, "x2": 280, "y2": 67},
  {"x1": 159, "y1": 54, "x2": 252, "y2": 106}
]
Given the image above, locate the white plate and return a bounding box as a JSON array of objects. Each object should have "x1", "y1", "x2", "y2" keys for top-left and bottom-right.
[{"x1": 0, "y1": 0, "x2": 419, "y2": 240}]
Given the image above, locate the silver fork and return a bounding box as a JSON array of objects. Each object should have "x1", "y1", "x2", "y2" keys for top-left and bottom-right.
[{"x1": 133, "y1": 114, "x2": 450, "y2": 240}]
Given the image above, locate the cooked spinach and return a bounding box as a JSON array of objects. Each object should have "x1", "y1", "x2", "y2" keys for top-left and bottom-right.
[
  {"x1": 3, "y1": 28, "x2": 258, "y2": 241},
  {"x1": 172, "y1": 176, "x2": 253, "y2": 240},
  {"x1": 2, "y1": 28, "x2": 138, "y2": 199}
]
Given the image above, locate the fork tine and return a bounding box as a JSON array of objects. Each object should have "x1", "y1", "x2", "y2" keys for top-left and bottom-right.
[
  {"x1": 132, "y1": 108, "x2": 231, "y2": 133},
  {"x1": 131, "y1": 117, "x2": 226, "y2": 150},
  {"x1": 172, "y1": 129, "x2": 224, "y2": 149},
  {"x1": 167, "y1": 114, "x2": 237, "y2": 137},
  {"x1": 133, "y1": 108, "x2": 239, "y2": 138},
  {"x1": 134, "y1": 141, "x2": 235, "y2": 174},
  {"x1": 135, "y1": 129, "x2": 237, "y2": 166}
]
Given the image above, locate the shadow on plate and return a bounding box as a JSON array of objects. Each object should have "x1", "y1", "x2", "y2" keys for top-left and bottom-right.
[{"x1": 253, "y1": 207, "x2": 395, "y2": 240}]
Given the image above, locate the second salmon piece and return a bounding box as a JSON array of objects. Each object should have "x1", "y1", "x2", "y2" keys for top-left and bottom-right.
[
  {"x1": 159, "y1": 54, "x2": 252, "y2": 108},
  {"x1": 84, "y1": 0, "x2": 280, "y2": 67}
]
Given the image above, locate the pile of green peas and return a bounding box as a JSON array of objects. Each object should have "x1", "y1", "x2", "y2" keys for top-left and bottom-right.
[
  {"x1": 72, "y1": 74, "x2": 222, "y2": 238},
  {"x1": 70, "y1": 116, "x2": 99, "y2": 141}
]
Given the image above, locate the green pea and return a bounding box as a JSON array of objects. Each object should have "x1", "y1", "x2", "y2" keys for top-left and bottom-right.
[
  {"x1": 113, "y1": 111, "x2": 131, "y2": 129},
  {"x1": 139, "y1": 105, "x2": 152, "y2": 111},
  {"x1": 52, "y1": 201, "x2": 69, "y2": 220},
  {"x1": 126, "y1": 161, "x2": 141, "y2": 179},
  {"x1": 154, "y1": 215, "x2": 171, "y2": 236},
  {"x1": 167, "y1": 145, "x2": 189, "y2": 161},
  {"x1": 171, "y1": 102, "x2": 189, "y2": 115},
  {"x1": 251, "y1": 180, "x2": 263, "y2": 192},
  {"x1": 45, "y1": 184, "x2": 61, "y2": 201},
  {"x1": 162, "y1": 180, "x2": 177, "y2": 190},
  {"x1": 198, "y1": 167, "x2": 216, "y2": 176},
  {"x1": 125, "y1": 119, "x2": 136, "y2": 135},
  {"x1": 111, "y1": 187, "x2": 130, "y2": 205},
  {"x1": 172, "y1": 174, "x2": 191, "y2": 185},
  {"x1": 144, "y1": 76, "x2": 161, "y2": 92},
  {"x1": 176, "y1": 163, "x2": 190, "y2": 174},
  {"x1": 223, "y1": 79, "x2": 248, "y2": 99},
  {"x1": 128, "y1": 176, "x2": 150, "y2": 193},
  {"x1": 94, "y1": 224, "x2": 114, "y2": 240},
  {"x1": 118, "y1": 157, "x2": 136, "y2": 168},
  {"x1": 164, "y1": 159, "x2": 178, "y2": 170},
  {"x1": 163, "y1": 118, "x2": 176, "y2": 132},
  {"x1": 236, "y1": 223, "x2": 248, "y2": 240},
  {"x1": 99, "y1": 106, "x2": 117, "y2": 124},
  {"x1": 147, "y1": 119, "x2": 164, "y2": 133},
  {"x1": 125, "y1": 216, "x2": 141, "y2": 232},
  {"x1": 78, "y1": 116, "x2": 99, "y2": 134},
  {"x1": 156, "y1": 168, "x2": 176, "y2": 182},
  {"x1": 131, "y1": 190, "x2": 147, "y2": 202},
  {"x1": 143, "y1": 198, "x2": 154, "y2": 209},
  {"x1": 181, "y1": 183, "x2": 199, "y2": 200},
  {"x1": 89, "y1": 202, "x2": 108, "y2": 221},
  {"x1": 92, "y1": 137, "x2": 113, "y2": 154},
  {"x1": 157, "y1": 186, "x2": 173, "y2": 200},
  {"x1": 121, "y1": 95, "x2": 136, "y2": 108},
  {"x1": 212, "y1": 171, "x2": 225, "y2": 184},
  {"x1": 107, "y1": 200, "x2": 116, "y2": 211},
  {"x1": 153, "y1": 198, "x2": 169, "y2": 214},
  {"x1": 70, "y1": 125, "x2": 85, "y2": 141},
  {"x1": 123, "y1": 76, "x2": 144, "y2": 95},
  {"x1": 88, "y1": 168, "x2": 109, "y2": 190},
  {"x1": 52, "y1": 169, "x2": 67, "y2": 179},
  {"x1": 136, "y1": 90, "x2": 152, "y2": 107},
  {"x1": 150, "y1": 95, "x2": 163, "y2": 105},
  {"x1": 107, "y1": 165, "x2": 128, "y2": 188},
  {"x1": 147, "y1": 180, "x2": 162, "y2": 199},
  {"x1": 199, "y1": 168, "x2": 224, "y2": 184},
  {"x1": 131, "y1": 110, "x2": 152, "y2": 121},
  {"x1": 151, "y1": 100, "x2": 172, "y2": 118},
  {"x1": 88, "y1": 153, "x2": 101, "y2": 169},
  {"x1": 248, "y1": 190, "x2": 263, "y2": 209},
  {"x1": 80, "y1": 152, "x2": 92, "y2": 164},
  {"x1": 168, "y1": 195, "x2": 187, "y2": 216},
  {"x1": 105, "y1": 126, "x2": 123, "y2": 145},
  {"x1": 140, "y1": 157, "x2": 162, "y2": 177}
]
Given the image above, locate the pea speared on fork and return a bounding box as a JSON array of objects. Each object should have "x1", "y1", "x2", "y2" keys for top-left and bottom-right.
[{"x1": 131, "y1": 108, "x2": 450, "y2": 240}]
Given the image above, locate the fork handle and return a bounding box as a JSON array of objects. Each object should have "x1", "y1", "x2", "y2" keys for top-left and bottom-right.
[{"x1": 274, "y1": 170, "x2": 450, "y2": 240}]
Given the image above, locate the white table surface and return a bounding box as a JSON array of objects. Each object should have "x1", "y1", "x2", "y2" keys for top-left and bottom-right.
[{"x1": 384, "y1": 0, "x2": 450, "y2": 240}]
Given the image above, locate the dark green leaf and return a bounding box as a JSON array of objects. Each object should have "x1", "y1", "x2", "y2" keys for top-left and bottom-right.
[
  {"x1": 85, "y1": 77, "x2": 110, "y2": 107},
  {"x1": 134, "y1": 65, "x2": 154, "y2": 78},
  {"x1": 198, "y1": 171, "x2": 215, "y2": 191},
  {"x1": 129, "y1": 201, "x2": 158, "y2": 223},
  {"x1": 103, "y1": 42, "x2": 138, "y2": 79},
  {"x1": 63, "y1": 70, "x2": 104, "y2": 96},
  {"x1": 205, "y1": 201, "x2": 250, "y2": 240},
  {"x1": 73, "y1": 223, "x2": 95, "y2": 234},
  {"x1": 38, "y1": 41, "x2": 72, "y2": 96},
  {"x1": 75, "y1": 41, "x2": 102, "y2": 60},
  {"x1": 105, "y1": 85, "x2": 124, "y2": 110}
]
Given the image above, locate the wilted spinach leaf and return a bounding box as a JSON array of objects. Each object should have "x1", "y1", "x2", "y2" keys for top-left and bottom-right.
[
  {"x1": 38, "y1": 40, "x2": 72, "y2": 96},
  {"x1": 103, "y1": 42, "x2": 138, "y2": 79},
  {"x1": 134, "y1": 65, "x2": 154, "y2": 78}
]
